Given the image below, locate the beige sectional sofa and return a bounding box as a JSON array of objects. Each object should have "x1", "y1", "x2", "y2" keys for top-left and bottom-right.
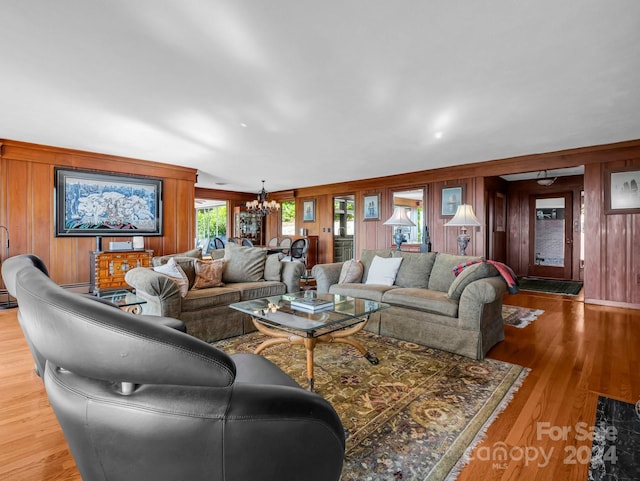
[
  {"x1": 125, "y1": 245, "x2": 305, "y2": 342},
  {"x1": 311, "y1": 249, "x2": 508, "y2": 359}
]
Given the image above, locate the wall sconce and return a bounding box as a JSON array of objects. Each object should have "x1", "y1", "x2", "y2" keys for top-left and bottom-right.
[
  {"x1": 383, "y1": 207, "x2": 416, "y2": 251},
  {"x1": 445, "y1": 204, "x2": 481, "y2": 256}
]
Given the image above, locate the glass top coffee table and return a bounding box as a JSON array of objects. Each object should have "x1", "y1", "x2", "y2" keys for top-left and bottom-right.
[
  {"x1": 230, "y1": 292, "x2": 389, "y2": 390},
  {"x1": 96, "y1": 289, "x2": 147, "y2": 314}
]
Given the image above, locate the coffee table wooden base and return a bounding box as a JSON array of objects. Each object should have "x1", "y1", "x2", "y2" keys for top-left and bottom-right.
[{"x1": 251, "y1": 316, "x2": 378, "y2": 391}]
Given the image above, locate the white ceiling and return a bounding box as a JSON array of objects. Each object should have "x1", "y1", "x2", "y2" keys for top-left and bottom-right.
[{"x1": 1, "y1": 1, "x2": 639, "y2": 193}]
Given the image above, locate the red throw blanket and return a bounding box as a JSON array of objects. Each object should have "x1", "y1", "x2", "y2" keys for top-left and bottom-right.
[{"x1": 452, "y1": 260, "x2": 519, "y2": 294}]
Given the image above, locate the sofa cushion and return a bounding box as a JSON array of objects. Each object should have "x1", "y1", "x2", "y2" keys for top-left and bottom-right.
[
  {"x1": 264, "y1": 253, "x2": 284, "y2": 281},
  {"x1": 365, "y1": 256, "x2": 403, "y2": 286},
  {"x1": 329, "y1": 282, "x2": 396, "y2": 302},
  {"x1": 223, "y1": 243, "x2": 268, "y2": 283},
  {"x1": 359, "y1": 249, "x2": 392, "y2": 283},
  {"x1": 447, "y1": 262, "x2": 499, "y2": 300},
  {"x1": 339, "y1": 259, "x2": 364, "y2": 284},
  {"x1": 153, "y1": 257, "x2": 189, "y2": 297},
  {"x1": 192, "y1": 258, "x2": 225, "y2": 290},
  {"x1": 391, "y1": 251, "x2": 437, "y2": 288},
  {"x1": 229, "y1": 281, "x2": 287, "y2": 301},
  {"x1": 181, "y1": 286, "x2": 241, "y2": 312},
  {"x1": 428, "y1": 253, "x2": 482, "y2": 292},
  {"x1": 152, "y1": 256, "x2": 198, "y2": 288},
  {"x1": 382, "y1": 288, "x2": 459, "y2": 318}
]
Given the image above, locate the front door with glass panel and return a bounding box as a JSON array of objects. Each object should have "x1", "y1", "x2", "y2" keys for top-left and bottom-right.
[{"x1": 528, "y1": 193, "x2": 573, "y2": 279}]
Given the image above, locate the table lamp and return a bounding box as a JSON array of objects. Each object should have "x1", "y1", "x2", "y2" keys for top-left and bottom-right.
[
  {"x1": 445, "y1": 204, "x2": 481, "y2": 255},
  {"x1": 383, "y1": 207, "x2": 416, "y2": 250}
]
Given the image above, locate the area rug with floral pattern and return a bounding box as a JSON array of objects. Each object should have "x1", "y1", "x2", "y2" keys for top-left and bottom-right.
[{"x1": 214, "y1": 331, "x2": 528, "y2": 481}]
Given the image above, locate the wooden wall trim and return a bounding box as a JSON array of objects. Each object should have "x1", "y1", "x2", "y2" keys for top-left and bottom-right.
[{"x1": 1, "y1": 139, "x2": 197, "y2": 182}]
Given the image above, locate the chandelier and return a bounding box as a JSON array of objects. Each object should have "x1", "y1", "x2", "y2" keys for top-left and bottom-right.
[{"x1": 245, "y1": 180, "x2": 281, "y2": 217}]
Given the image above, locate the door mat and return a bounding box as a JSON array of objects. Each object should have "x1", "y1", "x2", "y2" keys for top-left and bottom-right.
[
  {"x1": 502, "y1": 305, "x2": 544, "y2": 328},
  {"x1": 214, "y1": 331, "x2": 528, "y2": 481},
  {"x1": 589, "y1": 396, "x2": 640, "y2": 480},
  {"x1": 519, "y1": 277, "x2": 583, "y2": 296}
]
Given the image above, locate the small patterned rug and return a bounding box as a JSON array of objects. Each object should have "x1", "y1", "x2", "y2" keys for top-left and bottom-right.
[
  {"x1": 215, "y1": 331, "x2": 528, "y2": 481},
  {"x1": 502, "y1": 304, "x2": 545, "y2": 328},
  {"x1": 518, "y1": 277, "x2": 583, "y2": 296},
  {"x1": 589, "y1": 396, "x2": 640, "y2": 481}
]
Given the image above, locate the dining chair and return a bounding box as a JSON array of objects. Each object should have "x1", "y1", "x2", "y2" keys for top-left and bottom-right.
[
  {"x1": 241, "y1": 238, "x2": 254, "y2": 247},
  {"x1": 213, "y1": 237, "x2": 225, "y2": 249},
  {"x1": 279, "y1": 237, "x2": 292, "y2": 255},
  {"x1": 267, "y1": 236, "x2": 279, "y2": 247}
]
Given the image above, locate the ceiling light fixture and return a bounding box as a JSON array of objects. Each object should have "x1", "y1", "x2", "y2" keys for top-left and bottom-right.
[
  {"x1": 536, "y1": 170, "x2": 557, "y2": 186},
  {"x1": 245, "y1": 180, "x2": 280, "y2": 217}
]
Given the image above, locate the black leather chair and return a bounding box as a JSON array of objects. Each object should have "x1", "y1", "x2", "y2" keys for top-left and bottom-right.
[
  {"x1": 2, "y1": 255, "x2": 345, "y2": 481},
  {"x1": 2, "y1": 255, "x2": 186, "y2": 379}
]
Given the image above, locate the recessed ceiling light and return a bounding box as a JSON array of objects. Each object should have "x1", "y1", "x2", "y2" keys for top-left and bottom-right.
[
  {"x1": 434, "y1": 131, "x2": 443, "y2": 139},
  {"x1": 240, "y1": 123, "x2": 247, "y2": 128}
]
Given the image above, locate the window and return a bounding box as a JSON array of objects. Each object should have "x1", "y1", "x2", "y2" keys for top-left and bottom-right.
[
  {"x1": 195, "y1": 200, "x2": 227, "y2": 250},
  {"x1": 281, "y1": 200, "x2": 295, "y2": 236}
]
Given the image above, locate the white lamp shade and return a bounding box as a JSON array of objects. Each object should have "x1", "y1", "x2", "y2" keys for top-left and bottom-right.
[
  {"x1": 445, "y1": 204, "x2": 481, "y2": 227},
  {"x1": 383, "y1": 206, "x2": 416, "y2": 226}
]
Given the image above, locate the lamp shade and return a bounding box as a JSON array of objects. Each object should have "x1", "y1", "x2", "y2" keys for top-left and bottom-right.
[
  {"x1": 445, "y1": 204, "x2": 481, "y2": 227},
  {"x1": 383, "y1": 207, "x2": 416, "y2": 226}
]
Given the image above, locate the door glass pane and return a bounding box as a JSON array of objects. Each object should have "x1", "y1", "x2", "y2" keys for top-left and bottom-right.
[
  {"x1": 534, "y1": 197, "x2": 565, "y2": 267},
  {"x1": 195, "y1": 200, "x2": 227, "y2": 250}
]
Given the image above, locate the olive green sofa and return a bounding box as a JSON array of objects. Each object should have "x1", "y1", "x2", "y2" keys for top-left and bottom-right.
[
  {"x1": 125, "y1": 245, "x2": 306, "y2": 342},
  {"x1": 311, "y1": 249, "x2": 507, "y2": 360}
]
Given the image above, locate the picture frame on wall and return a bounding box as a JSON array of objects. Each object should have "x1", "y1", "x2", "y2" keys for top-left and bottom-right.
[
  {"x1": 441, "y1": 186, "x2": 463, "y2": 217},
  {"x1": 54, "y1": 168, "x2": 163, "y2": 236},
  {"x1": 363, "y1": 194, "x2": 380, "y2": 221},
  {"x1": 303, "y1": 199, "x2": 316, "y2": 222},
  {"x1": 604, "y1": 167, "x2": 640, "y2": 214}
]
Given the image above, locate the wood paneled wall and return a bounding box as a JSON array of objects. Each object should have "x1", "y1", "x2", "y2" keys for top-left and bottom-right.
[
  {"x1": 0, "y1": 140, "x2": 197, "y2": 288},
  {"x1": 3, "y1": 138, "x2": 640, "y2": 309},
  {"x1": 268, "y1": 140, "x2": 640, "y2": 309}
]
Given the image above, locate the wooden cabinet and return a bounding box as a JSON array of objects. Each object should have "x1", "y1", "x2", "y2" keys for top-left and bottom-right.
[
  {"x1": 233, "y1": 207, "x2": 264, "y2": 244},
  {"x1": 90, "y1": 250, "x2": 153, "y2": 294}
]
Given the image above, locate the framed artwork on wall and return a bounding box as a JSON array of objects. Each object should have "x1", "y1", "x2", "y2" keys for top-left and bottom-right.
[
  {"x1": 54, "y1": 168, "x2": 163, "y2": 236},
  {"x1": 604, "y1": 167, "x2": 640, "y2": 214},
  {"x1": 363, "y1": 194, "x2": 380, "y2": 221},
  {"x1": 303, "y1": 199, "x2": 316, "y2": 222},
  {"x1": 441, "y1": 186, "x2": 463, "y2": 217}
]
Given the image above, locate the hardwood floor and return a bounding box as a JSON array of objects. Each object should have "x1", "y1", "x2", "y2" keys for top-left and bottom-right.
[{"x1": 0, "y1": 291, "x2": 638, "y2": 481}]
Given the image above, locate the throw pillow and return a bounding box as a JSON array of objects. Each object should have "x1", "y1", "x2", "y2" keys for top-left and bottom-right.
[
  {"x1": 391, "y1": 251, "x2": 437, "y2": 288},
  {"x1": 447, "y1": 262, "x2": 499, "y2": 300},
  {"x1": 153, "y1": 257, "x2": 189, "y2": 297},
  {"x1": 264, "y1": 253, "x2": 284, "y2": 281},
  {"x1": 192, "y1": 258, "x2": 225, "y2": 289},
  {"x1": 338, "y1": 259, "x2": 364, "y2": 284},
  {"x1": 359, "y1": 249, "x2": 393, "y2": 283},
  {"x1": 223, "y1": 243, "x2": 268, "y2": 283},
  {"x1": 365, "y1": 256, "x2": 403, "y2": 286}
]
